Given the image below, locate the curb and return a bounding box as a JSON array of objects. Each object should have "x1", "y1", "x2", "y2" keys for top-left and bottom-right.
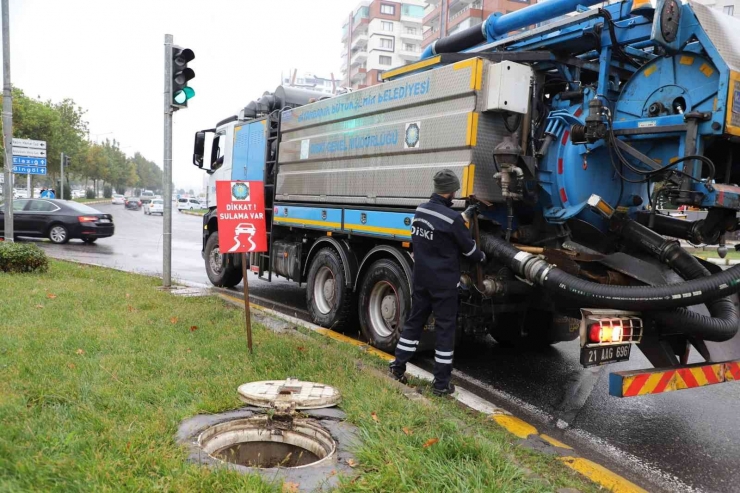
[
  {"x1": 179, "y1": 210, "x2": 205, "y2": 217},
  {"x1": 217, "y1": 292, "x2": 648, "y2": 493}
]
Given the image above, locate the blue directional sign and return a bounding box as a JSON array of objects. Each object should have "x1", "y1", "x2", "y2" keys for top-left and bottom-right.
[
  {"x1": 12, "y1": 156, "x2": 47, "y2": 166},
  {"x1": 12, "y1": 165, "x2": 47, "y2": 175}
]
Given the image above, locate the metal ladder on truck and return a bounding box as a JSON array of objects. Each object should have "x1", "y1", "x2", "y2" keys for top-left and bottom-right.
[{"x1": 254, "y1": 110, "x2": 281, "y2": 281}]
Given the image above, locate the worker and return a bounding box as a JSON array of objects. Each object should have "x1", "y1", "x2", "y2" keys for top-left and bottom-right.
[{"x1": 389, "y1": 169, "x2": 486, "y2": 396}]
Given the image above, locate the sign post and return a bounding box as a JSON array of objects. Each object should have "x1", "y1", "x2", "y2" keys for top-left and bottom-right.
[
  {"x1": 12, "y1": 139, "x2": 47, "y2": 194},
  {"x1": 215, "y1": 180, "x2": 268, "y2": 353}
]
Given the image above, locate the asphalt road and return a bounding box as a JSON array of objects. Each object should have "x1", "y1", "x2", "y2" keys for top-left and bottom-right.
[{"x1": 35, "y1": 203, "x2": 740, "y2": 493}]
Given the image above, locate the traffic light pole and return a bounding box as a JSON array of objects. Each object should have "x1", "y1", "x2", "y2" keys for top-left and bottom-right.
[
  {"x1": 60, "y1": 152, "x2": 64, "y2": 200},
  {"x1": 162, "y1": 34, "x2": 173, "y2": 288},
  {"x1": 1, "y1": 0, "x2": 13, "y2": 242}
]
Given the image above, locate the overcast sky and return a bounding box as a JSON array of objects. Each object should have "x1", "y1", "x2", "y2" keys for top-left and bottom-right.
[{"x1": 4, "y1": 0, "x2": 351, "y2": 191}]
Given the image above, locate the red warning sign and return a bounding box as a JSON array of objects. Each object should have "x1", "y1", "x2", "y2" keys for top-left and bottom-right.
[{"x1": 215, "y1": 181, "x2": 267, "y2": 253}]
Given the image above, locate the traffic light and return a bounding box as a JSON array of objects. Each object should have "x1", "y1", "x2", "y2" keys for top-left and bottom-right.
[
  {"x1": 171, "y1": 46, "x2": 195, "y2": 109},
  {"x1": 63, "y1": 154, "x2": 71, "y2": 168}
]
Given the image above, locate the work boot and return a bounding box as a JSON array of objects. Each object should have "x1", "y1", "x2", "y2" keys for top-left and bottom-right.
[
  {"x1": 388, "y1": 363, "x2": 408, "y2": 384},
  {"x1": 432, "y1": 382, "x2": 456, "y2": 397}
]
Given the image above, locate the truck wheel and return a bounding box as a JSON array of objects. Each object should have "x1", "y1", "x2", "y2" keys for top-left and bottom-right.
[
  {"x1": 306, "y1": 248, "x2": 353, "y2": 331},
  {"x1": 204, "y1": 231, "x2": 243, "y2": 288},
  {"x1": 358, "y1": 259, "x2": 410, "y2": 353}
]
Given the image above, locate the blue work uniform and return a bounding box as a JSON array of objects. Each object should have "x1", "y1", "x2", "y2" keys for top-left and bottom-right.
[{"x1": 390, "y1": 194, "x2": 485, "y2": 390}]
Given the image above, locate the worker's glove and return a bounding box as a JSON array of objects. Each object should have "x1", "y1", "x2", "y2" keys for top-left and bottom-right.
[
  {"x1": 480, "y1": 252, "x2": 487, "y2": 264},
  {"x1": 462, "y1": 204, "x2": 480, "y2": 223}
]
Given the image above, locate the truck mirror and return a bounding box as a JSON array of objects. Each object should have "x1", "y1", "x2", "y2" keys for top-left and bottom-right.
[{"x1": 193, "y1": 131, "x2": 206, "y2": 168}]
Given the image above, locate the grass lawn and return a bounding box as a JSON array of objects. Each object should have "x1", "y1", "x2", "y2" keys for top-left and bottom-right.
[
  {"x1": 0, "y1": 261, "x2": 600, "y2": 492},
  {"x1": 691, "y1": 249, "x2": 740, "y2": 260}
]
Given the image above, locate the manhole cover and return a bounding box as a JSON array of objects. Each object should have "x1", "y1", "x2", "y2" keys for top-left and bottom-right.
[{"x1": 237, "y1": 378, "x2": 341, "y2": 410}]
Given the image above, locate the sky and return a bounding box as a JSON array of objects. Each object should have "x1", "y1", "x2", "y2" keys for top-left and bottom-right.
[{"x1": 3, "y1": 0, "x2": 352, "y2": 192}]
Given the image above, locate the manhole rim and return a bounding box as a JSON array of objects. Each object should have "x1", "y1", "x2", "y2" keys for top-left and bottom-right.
[{"x1": 197, "y1": 415, "x2": 337, "y2": 470}]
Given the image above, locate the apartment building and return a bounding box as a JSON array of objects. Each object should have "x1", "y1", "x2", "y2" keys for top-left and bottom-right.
[
  {"x1": 282, "y1": 71, "x2": 337, "y2": 94},
  {"x1": 694, "y1": 0, "x2": 740, "y2": 17},
  {"x1": 341, "y1": 0, "x2": 428, "y2": 90},
  {"x1": 422, "y1": 0, "x2": 535, "y2": 50}
]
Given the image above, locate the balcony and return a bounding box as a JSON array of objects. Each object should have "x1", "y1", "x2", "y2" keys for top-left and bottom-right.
[
  {"x1": 351, "y1": 32, "x2": 368, "y2": 49},
  {"x1": 448, "y1": 0, "x2": 482, "y2": 19},
  {"x1": 350, "y1": 66, "x2": 367, "y2": 83},
  {"x1": 351, "y1": 48, "x2": 368, "y2": 66},
  {"x1": 423, "y1": 6, "x2": 441, "y2": 26},
  {"x1": 352, "y1": 17, "x2": 369, "y2": 32},
  {"x1": 400, "y1": 29, "x2": 423, "y2": 42},
  {"x1": 448, "y1": 2, "x2": 483, "y2": 30},
  {"x1": 398, "y1": 46, "x2": 422, "y2": 61},
  {"x1": 422, "y1": 26, "x2": 440, "y2": 48}
]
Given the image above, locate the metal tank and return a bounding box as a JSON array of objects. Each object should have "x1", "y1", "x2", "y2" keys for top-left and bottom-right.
[{"x1": 276, "y1": 60, "x2": 524, "y2": 207}]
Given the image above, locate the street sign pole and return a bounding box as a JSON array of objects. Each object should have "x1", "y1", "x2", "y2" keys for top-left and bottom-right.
[
  {"x1": 2, "y1": 0, "x2": 13, "y2": 241},
  {"x1": 60, "y1": 152, "x2": 64, "y2": 199},
  {"x1": 163, "y1": 34, "x2": 173, "y2": 288},
  {"x1": 26, "y1": 173, "x2": 30, "y2": 198},
  {"x1": 241, "y1": 253, "x2": 253, "y2": 354}
]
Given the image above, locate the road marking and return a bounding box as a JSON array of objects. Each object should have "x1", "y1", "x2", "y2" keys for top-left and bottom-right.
[
  {"x1": 217, "y1": 291, "x2": 652, "y2": 493},
  {"x1": 559, "y1": 457, "x2": 648, "y2": 493}
]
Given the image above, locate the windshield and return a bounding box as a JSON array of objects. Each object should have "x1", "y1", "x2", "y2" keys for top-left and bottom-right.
[{"x1": 152, "y1": 200, "x2": 163, "y2": 205}]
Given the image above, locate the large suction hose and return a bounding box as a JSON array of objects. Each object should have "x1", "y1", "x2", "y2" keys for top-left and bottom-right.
[
  {"x1": 479, "y1": 234, "x2": 740, "y2": 341},
  {"x1": 419, "y1": 0, "x2": 607, "y2": 60}
]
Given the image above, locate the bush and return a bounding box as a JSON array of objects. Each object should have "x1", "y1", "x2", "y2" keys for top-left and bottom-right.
[
  {"x1": 86, "y1": 188, "x2": 95, "y2": 199},
  {"x1": 0, "y1": 242, "x2": 48, "y2": 273},
  {"x1": 103, "y1": 185, "x2": 112, "y2": 199}
]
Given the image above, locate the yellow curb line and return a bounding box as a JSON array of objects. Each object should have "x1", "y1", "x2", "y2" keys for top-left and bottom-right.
[{"x1": 217, "y1": 292, "x2": 647, "y2": 493}]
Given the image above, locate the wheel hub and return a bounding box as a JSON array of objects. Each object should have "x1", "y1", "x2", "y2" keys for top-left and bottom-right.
[
  {"x1": 210, "y1": 247, "x2": 223, "y2": 274},
  {"x1": 323, "y1": 279, "x2": 335, "y2": 303},
  {"x1": 380, "y1": 295, "x2": 397, "y2": 322}
]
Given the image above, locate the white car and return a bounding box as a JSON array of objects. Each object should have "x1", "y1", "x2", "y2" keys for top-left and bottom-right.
[
  {"x1": 145, "y1": 199, "x2": 164, "y2": 215},
  {"x1": 71, "y1": 190, "x2": 86, "y2": 199},
  {"x1": 177, "y1": 198, "x2": 201, "y2": 211},
  {"x1": 199, "y1": 200, "x2": 208, "y2": 209},
  {"x1": 111, "y1": 194, "x2": 125, "y2": 205},
  {"x1": 13, "y1": 189, "x2": 28, "y2": 199}
]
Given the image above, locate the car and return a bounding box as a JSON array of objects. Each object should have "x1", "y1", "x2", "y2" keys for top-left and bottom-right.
[
  {"x1": 13, "y1": 189, "x2": 28, "y2": 199},
  {"x1": 141, "y1": 190, "x2": 155, "y2": 198},
  {"x1": 71, "y1": 190, "x2": 86, "y2": 199},
  {"x1": 111, "y1": 194, "x2": 125, "y2": 205},
  {"x1": 144, "y1": 199, "x2": 164, "y2": 215},
  {"x1": 177, "y1": 197, "x2": 201, "y2": 211},
  {"x1": 124, "y1": 197, "x2": 142, "y2": 211},
  {"x1": 199, "y1": 200, "x2": 208, "y2": 209},
  {"x1": 0, "y1": 198, "x2": 114, "y2": 244}
]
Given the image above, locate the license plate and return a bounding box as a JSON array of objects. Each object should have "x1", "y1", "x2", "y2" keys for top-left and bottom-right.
[
  {"x1": 580, "y1": 343, "x2": 631, "y2": 367},
  {"x1": 99, "y1": 218, "x2": 110, "y2": 223}
]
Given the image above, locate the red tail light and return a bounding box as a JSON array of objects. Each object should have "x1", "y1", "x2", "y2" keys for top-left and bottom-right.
[{"x1": 78, "y1": 216, "x2": 99, "y2": 223}]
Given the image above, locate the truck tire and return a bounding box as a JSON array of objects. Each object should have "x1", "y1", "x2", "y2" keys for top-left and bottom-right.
[
  {"x1": 306, "y1": 248, "x2": 353, "y2": 331},
  {"x1": 358, "y1": 259, "x2": 411, "y2": 353},
  {"x1": 204, "y1": 232, "x2": 243, "y2": 288}
]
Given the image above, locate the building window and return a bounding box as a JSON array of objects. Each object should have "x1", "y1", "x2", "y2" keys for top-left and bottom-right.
[
  {"x1": 380, "y1": 37, "x2": 394, "y2": 49},
  {"x1": 379, "y1": 55, "x2": 393, "y2": 66},
  {"x1": 404, "y1": 43, "x2": 417, "y2": 52},
  {"x1": 724, "y1": 5, "x2": 734, "y2": 15},
  {"x1": 381, "y1": 4, "x2": 395, "y2": 15},
  {"x1": 381, "y1": 20, "x2": 393, "y2": 31},
  {"x1": 401, "y1": 4, "x2": 425, "y2": 17},
  {"x1": 405, "y1": 26, "x2": 417, "y2": 35}
]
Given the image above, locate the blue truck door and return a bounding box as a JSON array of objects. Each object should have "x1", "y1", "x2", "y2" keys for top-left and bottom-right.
[{"x1": 232, "y1": 119, "x2": 267, "y2": 181}]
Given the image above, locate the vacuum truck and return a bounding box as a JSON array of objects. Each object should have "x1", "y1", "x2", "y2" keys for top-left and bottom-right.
[{"x1": 193, "y1": 0, "x2": 740, "y2": 397}]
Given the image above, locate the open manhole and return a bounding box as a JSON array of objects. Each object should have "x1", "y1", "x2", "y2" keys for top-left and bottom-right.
[
  {"x1": 199, "y1": 415, "x2": 335, "y2": 468},
  {"x1": 196, "y1": 379, "x2": 342, "y2": 471}
]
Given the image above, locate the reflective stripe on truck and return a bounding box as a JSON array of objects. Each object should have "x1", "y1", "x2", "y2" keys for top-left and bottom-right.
[{"x1": 609, "y1": 360, "x2": 740, "y2": 397}]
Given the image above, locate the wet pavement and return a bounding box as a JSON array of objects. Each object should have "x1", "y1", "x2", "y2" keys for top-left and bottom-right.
[{"x1": 35, "y1": 203, "x2": 740, "y2": 493}]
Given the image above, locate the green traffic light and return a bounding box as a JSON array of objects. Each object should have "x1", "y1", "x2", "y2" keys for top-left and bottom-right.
[{"x1": 173, "y1": 87, "x2": 195, "y2": 105}]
